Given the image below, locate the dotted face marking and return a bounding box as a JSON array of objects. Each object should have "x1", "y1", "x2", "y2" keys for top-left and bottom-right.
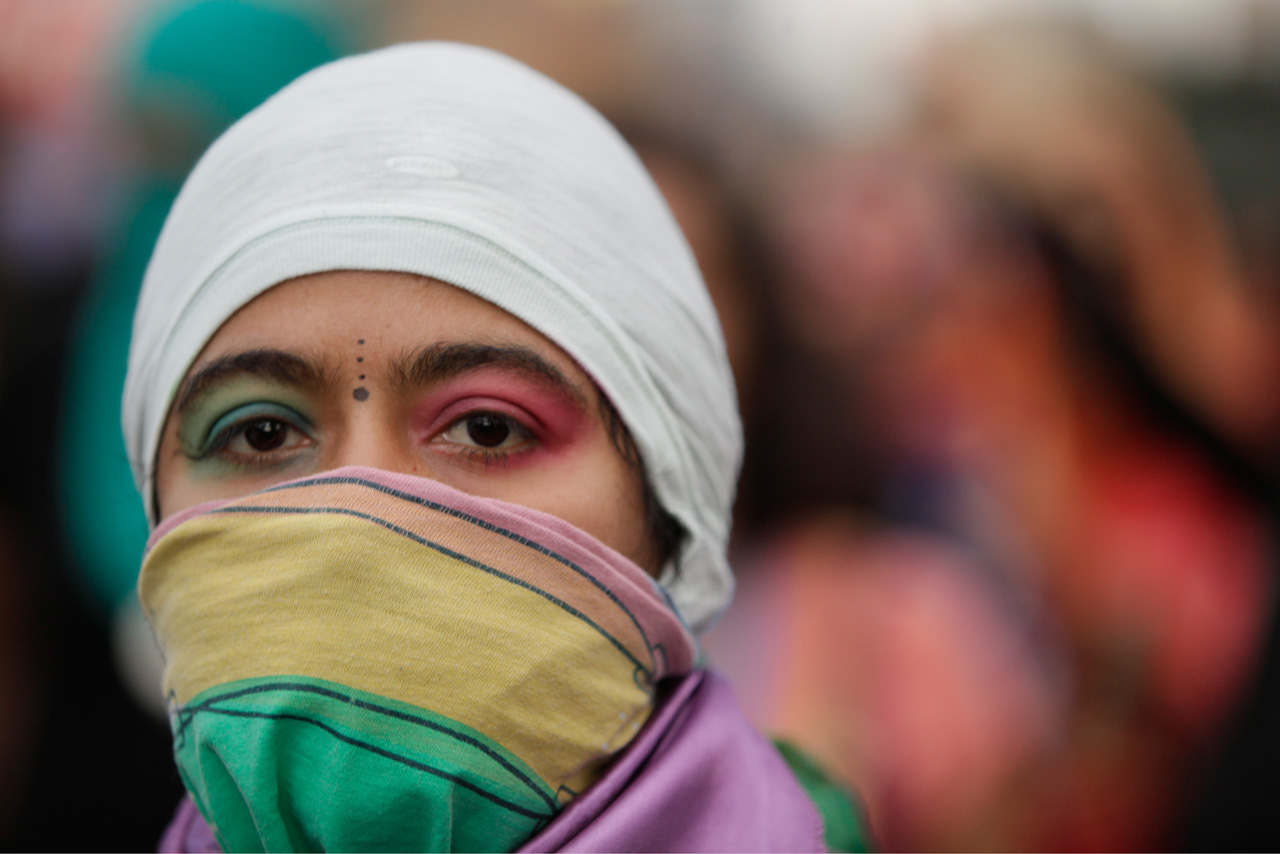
[{"x1": 352, "y1": 339, "x2": 368, "y2": 401}]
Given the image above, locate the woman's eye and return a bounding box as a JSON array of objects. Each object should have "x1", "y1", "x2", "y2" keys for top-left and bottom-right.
[
  {"x1": 236, "y1": 418, "x2": 292, "y2": 452},
  {"x1": 220, "y1": 417, "x2": 309, "y2": 457},
  {"x1": 439, "y1": 412, "x2": 532, "y2": 451}
]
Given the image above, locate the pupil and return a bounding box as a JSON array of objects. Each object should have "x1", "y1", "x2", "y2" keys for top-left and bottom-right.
[
  {"x1": 244, "y1": 419, "x2": 287, "y2": 452},
  {"x1": 466, "y1": 414, "x2": 510, "y2": 448}
]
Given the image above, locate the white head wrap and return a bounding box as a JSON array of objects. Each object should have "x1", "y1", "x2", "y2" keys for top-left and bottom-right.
[{"x1": 122, "y1": 42, "x2": 741, "y2": 632}]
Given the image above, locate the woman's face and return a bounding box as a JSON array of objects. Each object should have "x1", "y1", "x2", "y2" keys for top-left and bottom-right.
[{"x1": 154, "y1": 270, "x2": 660, "y2": 573}]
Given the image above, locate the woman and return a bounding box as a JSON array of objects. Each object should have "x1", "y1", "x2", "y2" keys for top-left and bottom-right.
[{"x1": 122, "y1": 42, "x2": 863, "y2": 852}]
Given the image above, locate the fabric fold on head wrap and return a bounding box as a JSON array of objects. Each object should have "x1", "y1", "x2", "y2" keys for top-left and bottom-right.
[{"x1": 121, "y1": 42, "x2": 742, "y2": 631}]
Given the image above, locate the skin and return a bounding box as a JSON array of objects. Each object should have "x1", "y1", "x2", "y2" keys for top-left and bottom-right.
[{"x1": 154, "y1": 270, "x2": 661, "y2": 574}]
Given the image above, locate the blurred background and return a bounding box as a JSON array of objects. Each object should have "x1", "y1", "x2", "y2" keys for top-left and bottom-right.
[{"x1": 4, "y1": 0, "x2": 1280, "y2": 849}]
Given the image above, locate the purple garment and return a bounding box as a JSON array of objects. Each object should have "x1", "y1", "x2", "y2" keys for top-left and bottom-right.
[
  {"x1": 159, "y1": 795, "x2": 218, "y2": 854},
  {"x1": 160, "y1": 670, "x2": 825, "y2": 853}
]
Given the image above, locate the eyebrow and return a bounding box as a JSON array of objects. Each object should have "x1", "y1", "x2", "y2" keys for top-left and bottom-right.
[
  {"x1": 392, "y1": 342, "x2": 589, "y2": 409},
  {"x1": 174, "y1": 349, "x2": 334, "y2": 415}
]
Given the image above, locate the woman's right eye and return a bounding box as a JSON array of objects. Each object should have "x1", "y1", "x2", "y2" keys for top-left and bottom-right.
[
  {"x1": 224, "y1": 417, "x2": 301, "y2": 454},
  {"x1": 186, "y1": 402, "x2": 315, "y2": 466}
]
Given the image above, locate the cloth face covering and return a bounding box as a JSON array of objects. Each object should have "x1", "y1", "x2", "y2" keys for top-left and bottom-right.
[{"x1": 138, "y1": 466, "x2": 697, "y2": 853}]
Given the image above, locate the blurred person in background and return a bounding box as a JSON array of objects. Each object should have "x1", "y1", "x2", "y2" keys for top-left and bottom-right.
[
  {"x1": 709, "y1": 150, "x2": 1067, "y2": 852},
  {"x1": 0, "y1": 1, "x2": 152, "y2": 848},
  {"x1": 711, "y1": 22, "x2": 1278, "y2": 851},
  {"x1": 917, "y1": 24, "x2": 1280, "y2": 849},
  {"x1": 919, "y1": 23, "x2": 1280, "y2": 465}
]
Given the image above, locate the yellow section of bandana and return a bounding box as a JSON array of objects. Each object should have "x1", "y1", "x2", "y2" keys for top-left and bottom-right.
[{"x1": 139, "y1": 509, "x2": 654, "y2": 795}]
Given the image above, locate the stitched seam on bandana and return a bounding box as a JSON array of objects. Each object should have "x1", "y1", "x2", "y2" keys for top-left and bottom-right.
[
  {"x1": 210, "y1": 504, "x2": 654, "y2": 683},
  {"x1": 260, "y1": 474, "x2": 663, "y2": 667},
  {"x1": 174, "y1": 679, "x2": 559, "y2": 815},
  {"x1": 179, "y1": 707, "x2": 552, "y2": 820}
]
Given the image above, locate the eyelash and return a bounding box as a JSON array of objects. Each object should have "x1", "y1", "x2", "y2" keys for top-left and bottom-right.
[
  {"x1": 205, "y1": 447, "x2": 287, "y2": 471},
  {"x1": 463, "y1": 448, "x2": 514, "y2": 469}
]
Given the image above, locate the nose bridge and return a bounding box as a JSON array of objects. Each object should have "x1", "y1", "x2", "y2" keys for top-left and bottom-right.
[{"x1": 327, "y1": 400, "x2": 421, "y2": 476}]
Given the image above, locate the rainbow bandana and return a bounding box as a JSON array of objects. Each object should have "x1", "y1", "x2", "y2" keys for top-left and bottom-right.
[{"x1": 138, "y1": 466, "x2": 697, "y2": 853}]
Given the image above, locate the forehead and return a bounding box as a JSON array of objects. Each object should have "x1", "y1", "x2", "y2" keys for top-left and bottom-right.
[{"x1": 193, "y1": 270, "x2": 576, "y2": 369}]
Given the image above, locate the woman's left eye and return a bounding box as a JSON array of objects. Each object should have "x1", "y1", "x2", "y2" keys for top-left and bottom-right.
[{"x1": 438, "y1": 412, "x2": 533, "y2": 452}]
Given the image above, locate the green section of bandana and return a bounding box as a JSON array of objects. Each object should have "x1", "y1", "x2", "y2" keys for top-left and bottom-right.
[
  {"x1": 774, "y1": 738, "x2": 876, "y2": 853},
  {"x1": 173, "y1": 675, "x2": 559, "y2": 852}
]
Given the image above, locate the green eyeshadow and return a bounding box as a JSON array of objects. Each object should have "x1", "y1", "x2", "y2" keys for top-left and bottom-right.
[{"x1": 178, "y1": 379, "x2": 315, "y2": 459}]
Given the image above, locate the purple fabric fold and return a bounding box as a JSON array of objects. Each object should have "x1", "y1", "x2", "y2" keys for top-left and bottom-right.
[
  {"x1": 159, "y1": 670, "x2": 825, "y2": 853},
  {"x1": 519, "y1": 670, "x2": 824, "y2": 852},
  {"x1": 159, "y1": 794, "x2": 218, "y2": 854}
]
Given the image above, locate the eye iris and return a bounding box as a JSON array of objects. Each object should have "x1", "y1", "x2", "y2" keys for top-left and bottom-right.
[
  {"x1": 243, "y1": 419, "x2": 288, "y2": 452},
  {"x1": 466, "y1": 414, "x2": 510, "y2": 448}
]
